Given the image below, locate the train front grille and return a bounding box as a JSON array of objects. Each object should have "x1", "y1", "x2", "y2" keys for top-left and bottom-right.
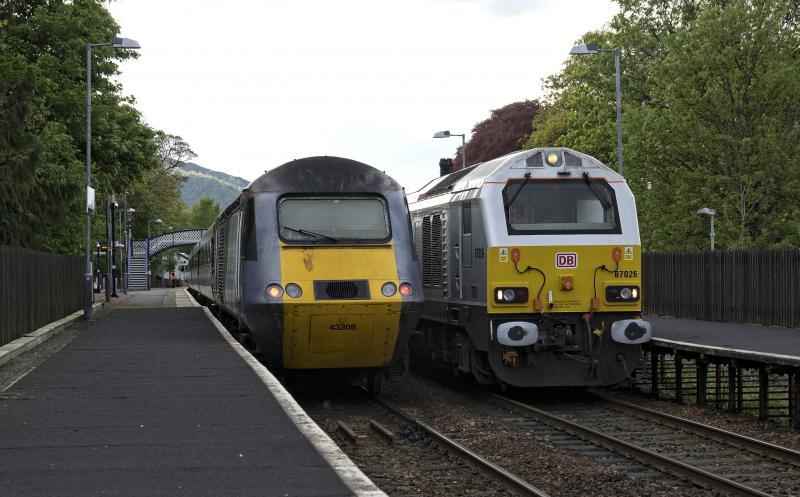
[{"x1": 313, "y1": 280, "x2": 370, "y2": 300}]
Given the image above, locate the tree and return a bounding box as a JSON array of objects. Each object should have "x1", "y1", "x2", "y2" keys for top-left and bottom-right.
[
  {"x1": 523, "y1": 0, "x2": 800, "y2": 250},
  {"x1": 154, "y1": 131, "x2": 196, "y2": 173},
  {"x1": 626, "y1": 0, "x2": 800, "y2": 249},
  {"x1": 451, "y1": 100, "x2": 541, "y2": 170},
  {"x1": 0, "y1": 0, "x2": 159, "y2": 253},
  {"x1": 190, "y1": 197, "x2": 220, "y2": 229}
]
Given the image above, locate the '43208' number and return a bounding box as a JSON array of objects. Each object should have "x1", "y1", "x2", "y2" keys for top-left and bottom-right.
[{"x1": 330, "y1": 323, "x2": 357, "y2": 331}]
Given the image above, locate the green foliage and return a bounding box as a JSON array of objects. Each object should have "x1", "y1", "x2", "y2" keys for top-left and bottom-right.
[
  {"x1": 525, "y1": 0, "x2": 800, "y2": 251},
  {"x1": 628, "y1": 0, "x2": 800, "y2": 249},
  {"x1": 0, "y1": 0, "x2": 159, "y2": 254},
  {"x1": 190, "y1": 197, "x2": 220, "y2": 229}
]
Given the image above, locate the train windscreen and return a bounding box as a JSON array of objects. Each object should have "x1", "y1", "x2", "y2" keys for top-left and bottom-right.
[
  {"x1": 278, "y1": 196, "x2": 391, "y2": 243},
  {"x1": 503, "y1": 179, "x2": 621, "y2": 235}
]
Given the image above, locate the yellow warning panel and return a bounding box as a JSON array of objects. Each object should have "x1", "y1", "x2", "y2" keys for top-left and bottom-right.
[
  {"x1": 308, "y1": 314, "x2": 374, "y2": 353},
  {"x1": 284, "y1": 303, "x2": 401, "y2": 369}
]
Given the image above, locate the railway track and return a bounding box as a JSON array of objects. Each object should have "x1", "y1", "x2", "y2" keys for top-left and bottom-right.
[
  {"x1": 296, "y1": 386, "x2": 548, "y2": 497},
  {"x1": 493, "y1": 391, "x2": 800, "y2": 497},
  {"x1": 374, "y1": 396, "x2": 551, "y2": 497}
]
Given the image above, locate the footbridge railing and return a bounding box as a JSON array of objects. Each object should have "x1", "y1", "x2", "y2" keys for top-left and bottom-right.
[{"x1": 128, "y1": 229, "x2": 205, "y2": 290}]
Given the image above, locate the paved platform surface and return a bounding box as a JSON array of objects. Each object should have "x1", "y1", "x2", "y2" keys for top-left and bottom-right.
[
  {"x1": 648, "y1": 315, "x2": 800, "y2": 365},
  {"x1": 0, "y1": 306, "x2": 356, "y2": 496},
  {"x1": 111, "y1": 288, "x2": 177, "y2": 308}
]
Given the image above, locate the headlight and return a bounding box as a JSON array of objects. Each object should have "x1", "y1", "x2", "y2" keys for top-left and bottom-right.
[
  {"x1": 381, "y1": 282, "x2": 397, "y2": 297},
  {"x1": 285, "y1": 283, "x2": 302, "y2": 298},
  {"x1": 605, "y1": 285, "x2": 640, "y2": 302},
  {"x1": 266, "y1": 284, "x2": 283, "y2": 299},
  {"x1": 494, "y1": 287, "x2": 529, "y2": 304},
  {"x1": 399, "y1": 282, "x2": 413, "y2": 297}
]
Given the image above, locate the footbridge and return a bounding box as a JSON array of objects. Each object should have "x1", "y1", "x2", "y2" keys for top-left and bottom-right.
[{"x1": 127, "y1": 229, "x2": 205, "y2": 290}]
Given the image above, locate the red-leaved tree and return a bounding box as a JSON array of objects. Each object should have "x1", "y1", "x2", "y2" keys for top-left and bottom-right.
[{"x1": 450, "y1": 100, "x2": 541, "y2": 172}]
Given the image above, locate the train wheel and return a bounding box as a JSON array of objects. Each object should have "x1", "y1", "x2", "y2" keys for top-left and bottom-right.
[{"x1": 366, "y1": 370, "x2": 383, "y2": 396}]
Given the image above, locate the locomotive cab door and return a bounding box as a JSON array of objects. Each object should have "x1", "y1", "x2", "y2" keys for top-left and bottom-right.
[
  {"x1": 461, "y1": 202, "x2": 473, "y2": 269},
  {"x1": 451, "y1": 201, "x2": 473, "y2": 301}
]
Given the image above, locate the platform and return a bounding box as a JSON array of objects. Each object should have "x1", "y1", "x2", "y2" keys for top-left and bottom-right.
[
  {"x1": 0, "y1": 290, "x2": 380, "y2": 496},
  {"x1": 648, "y1": 314, "x2": 800, "y2": 367}
]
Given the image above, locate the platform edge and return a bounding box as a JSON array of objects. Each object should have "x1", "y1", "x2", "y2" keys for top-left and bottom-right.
[
  {"x1": 0, "y1": 302, "x2": 104, "y2": 368},
  {"x1": 198, "y1": 304, "x2": 387, "y2": 497}
]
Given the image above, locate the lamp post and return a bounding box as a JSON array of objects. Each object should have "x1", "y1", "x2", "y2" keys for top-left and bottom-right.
[
  {"x1": 433, "y1": 130, "x2": 466, "y2": 171},
  {"x1": 147, "y1": 217, "x2": 162, "y2": 239},
  {"x1": 697, "y1": 207, "x2": 716, "y2": 250},
  {"x1": 107, "y1": 196, "x2": 118, "y2": 300},
  {"x1": 84, "y1": 36, "x2": 140, "y2": 320},
  {"x1": 125, "y1": 207, "x2": 135, "y2": 295},
  {"x1": 569, "y1": 42, "x2": 623, "y2": 177}
]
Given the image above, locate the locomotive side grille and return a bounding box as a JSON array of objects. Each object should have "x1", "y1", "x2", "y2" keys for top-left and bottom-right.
[
  {"x1": 313, "y1": 280, "x2": 370, "y2": 300},
  {"x1": 421, "y1": 213, "x2": 445, "y2": 288}
]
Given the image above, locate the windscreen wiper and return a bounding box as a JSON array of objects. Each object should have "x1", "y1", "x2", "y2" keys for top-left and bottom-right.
[
  {"x1": 582, "y1": 172, "x2": 612, "y2": 211},
  {"x1": 282, "y1": 226, "x2": 338, "y2": 242},
  {"x1": 504, "y1": 172, "x2": 532, "y2": 209}
]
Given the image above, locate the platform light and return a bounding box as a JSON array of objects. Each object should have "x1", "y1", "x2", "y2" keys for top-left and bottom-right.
[
  {"x1": 433, "y1": 130, "x2": 466, "y2": 171},
  {"x1": 569, "y1": 42, "x2": 624, "y2": 177},
  {"x1": 84, "y1": 34, "x2": 141, "y2": 320}
]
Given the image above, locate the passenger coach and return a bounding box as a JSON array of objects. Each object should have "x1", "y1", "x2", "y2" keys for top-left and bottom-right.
[{"x1": 407, "y1": 148, "x2": 651, "y2": 388}]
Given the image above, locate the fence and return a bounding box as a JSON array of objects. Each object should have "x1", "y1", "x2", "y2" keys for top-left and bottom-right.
[
  {"x1": 0, "y1": 245, "x2": 84, "y2": 347},
  {"x1": 643, "y1": 249, "x2": 800, "y2": 328}
]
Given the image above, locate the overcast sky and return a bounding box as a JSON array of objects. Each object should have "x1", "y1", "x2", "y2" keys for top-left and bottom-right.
[{"x1": 107, "y1": 0, "x2": 618, "y2": 192}]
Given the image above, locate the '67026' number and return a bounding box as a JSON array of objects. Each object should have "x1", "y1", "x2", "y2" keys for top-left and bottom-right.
[{"x1": 614, "y1": 270, "x2": 638, "y2": 278}]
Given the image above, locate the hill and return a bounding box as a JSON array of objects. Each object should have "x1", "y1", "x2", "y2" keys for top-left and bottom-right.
[{"x1": 177, "y1": 163, "x2": 251, "y2": 208}]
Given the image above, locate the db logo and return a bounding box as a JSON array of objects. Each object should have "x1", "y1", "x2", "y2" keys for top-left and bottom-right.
[{"x1": 555, "y1": 252, "x2": 578, "y2": 268}]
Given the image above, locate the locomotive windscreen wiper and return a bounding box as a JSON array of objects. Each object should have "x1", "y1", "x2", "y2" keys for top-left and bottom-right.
[
  {"x1": 582, "y1": 172, "x2": 612, "y2": 211},
  {"x1": 504, "y1": 172, "x2": 532, "y2": 209},
  {"x1": 282, "y1": 226, "x2": 338, "y2": 242}
]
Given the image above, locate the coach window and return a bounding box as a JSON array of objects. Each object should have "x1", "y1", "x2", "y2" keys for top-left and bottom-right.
[
  {"x1": 278, "y1": 196, "x2": 391, "y2": 244},
  {"x1": 503, "y1": 179, "x2": 621, "y2": 235}
]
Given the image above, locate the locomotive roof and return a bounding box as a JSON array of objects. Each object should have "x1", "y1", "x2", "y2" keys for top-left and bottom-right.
[
  {"x1": 407, "y1": 147, "x2": 619, "y2": 203},
  {"x1": 247, "y1": 156, "x2": 403, "y2": 193}
]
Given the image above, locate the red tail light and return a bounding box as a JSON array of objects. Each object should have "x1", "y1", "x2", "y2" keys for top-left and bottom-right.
[{"x1": 399, "y1": 283, "x2": 413, "y2": 297}]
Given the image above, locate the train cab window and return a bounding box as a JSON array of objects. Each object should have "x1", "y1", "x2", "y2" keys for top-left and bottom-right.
[
  {"x1": 278, "y1": 196, "x2": 391, "y2": 244},
  {"x1": 503, "y1": 179, "x2": 621, "y2": 234}
]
